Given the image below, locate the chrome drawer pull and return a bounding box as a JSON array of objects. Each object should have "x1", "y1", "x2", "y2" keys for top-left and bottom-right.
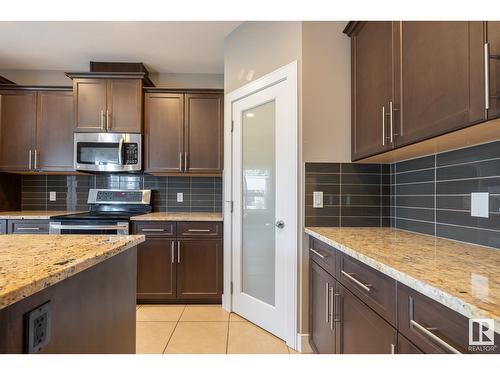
[
  {"x1": 171, "y1": 241, "x2": 175, "y2": 264},
  {"x1": 341, "y1": 270, "x2": 372, "y2": 292},
  {"x1": 329, "y1": 286, "x2": 334, "y2": 330},
  {"x1": 142, "y1": 228, "x2": 165, "y2": 232},
  {"x1": 410, "y1": 319, "x2": 461, "y2": 354},
  {"x1": 310, "y1": 248, "x2": 327, "y2": 259},
  {"x1": 187, "y1": 229, "x2": 211, "y2": 232},
  {"x1": 17, "y1": 227, "x2": 41, "y2": 231},
  {"x1": 325, "y1": 283, "x2": 330, "y2": 323}
]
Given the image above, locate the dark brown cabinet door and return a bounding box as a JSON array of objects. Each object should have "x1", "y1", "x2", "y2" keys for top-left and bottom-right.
[
  {"x1": 144, "y1": 93, "x2": 184, "y2": 173},
  {"x1": 487, "y1": 21, "x2": 500, "y2": 120},
  {"x1": 107, "y1": 79, "x2": 142, "y2": 133},
  {"x1": 184, "y1": 93, "x2": 223, "y2": 174},
  {"x1": 350, "y1": 22, "x2": 394, "y2": 160},
  {"x1": 310, "y1": 260, "x2": 336, "y2": 354},
  {"x1": 397, "y1": 334, "x2": 423, "y2": 354},
  {"x1": 137, "y1": 237, "x2": 176, "y2": 301},
  {"x1": 395, "y1": 21, "x2": 485, "y2": 147},
  {"x1": 0, "y1": 90, "x2": 36, "y2": 171},
  {"x1": 36, "y1": 90, "x2": 74, "y2": 171},
  {"x1": 176, "y1": 239, "x2": 222, "y2": 301},
  {"x1": 337, "y1": 283, "x2": 396, "y2": 354},
  {"x1": 74, "y1": 79, "x2": 107, "y2": 132}
]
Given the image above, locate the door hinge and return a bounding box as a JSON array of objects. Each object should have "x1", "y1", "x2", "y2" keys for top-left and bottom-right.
[
  {"x1": 230, "y1": 201, "x2": 234, "y2": 213},
  {"x1": 231, "y1": 120, "x2": 234, "y2": 132},
  {"x1": 230, "y1": 282, "x2": 234, "y2": 294}
]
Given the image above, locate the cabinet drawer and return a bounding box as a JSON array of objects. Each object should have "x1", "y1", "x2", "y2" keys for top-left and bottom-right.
[
  {"x1": 337, "y1": 252, "x2": 397, "y2": 325},
  {"x1": 177, "y1": 221, "x2": 222, "y2": 237},
  {"x1": 7, "y1": 220, "x2": 49, "y2": 234},
  {"x1": 0, "y1": 220, "x2": 6, "y2": 234},
  {"x1": 309, "y1": 237, "x2": 336, "y2": 277},
  {"x1": 398, "y1": 284, "x2": 500, "y2": 354},
  {"x1": 133, "y1": 221, "x2": 176, "y2": 237}
]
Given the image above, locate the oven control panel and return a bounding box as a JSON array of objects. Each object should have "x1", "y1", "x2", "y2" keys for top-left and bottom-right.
[{"x1": 88, "y1": 189, "x2": 151, "y2": 205}]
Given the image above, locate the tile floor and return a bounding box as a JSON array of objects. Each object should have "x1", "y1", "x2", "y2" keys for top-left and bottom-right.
[{"x1": 136, "y1": 304, "x2": 299, "y2": 354}]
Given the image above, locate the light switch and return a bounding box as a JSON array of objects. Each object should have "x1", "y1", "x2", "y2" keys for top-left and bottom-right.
[
  {"x1": 471, "y1": 192, "x2": 489, "y2": 218},
  {"x1": 313, "y1": 191, "x2": 323, "y2": 208},
  {"x1": 49, "y1": 192, "x2": 56, "y2": 201},
  {"x1": 177, "y1": 192, "x2": 184, "y2": 203}
]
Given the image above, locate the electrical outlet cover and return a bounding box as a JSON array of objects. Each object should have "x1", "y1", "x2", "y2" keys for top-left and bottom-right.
[
  {"x1": 177, "y1": 192, "x2": 183, "y2": 203},
  {"x1": 313, "y1": 191, "x2": 324, "y2": 208},
  {"x1": 25, "y1": 301, "x2": 51, "y2": 353},
  {"x1": 49, "y1": 192, "x2": 56, "y2": 201}
]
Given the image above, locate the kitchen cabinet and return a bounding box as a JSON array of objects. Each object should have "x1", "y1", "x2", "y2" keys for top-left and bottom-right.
[
  {"x1": 348, "y1": 21, "x2": 394, "y2": 160},
  {"x1": 133, "y1": 220, "x2": 223, "y2": 303},
  {"x1": 68, "y1": 73, "x2": 143, "y2": 133},
  {"x1": 7, "y1": 219, "x2": 49, "y2": 234},
  {"x1": 397, "y1": 333, "x2": 423, "y2": 354},
  {"x1": 176, "y1": 239, "x2": 223, "y2": 301},
  {"x1": 310, "y1": 260, "x2": 336, "y2": 354},
  {"x1": 486, "y1": 21, "x2": 500, "y2": 120},
  {"x1": 36, "y1": 90, "x2": 74, "y2": 171},
  {"x1": 0, "y1": 220, "x2": 6, "y2": 234},
  {"x1": 144, "y1": 89, "x2": 223, "y2": 175},
  {"x1": 0, "y1": 89, "x2": 74, "y2": 172},
  {"x1": 345, "y1": 21, "x2": 487, "y2": 160},
  {"x1": 0, "y1": 90, "x2": 36, "y2": 171}
]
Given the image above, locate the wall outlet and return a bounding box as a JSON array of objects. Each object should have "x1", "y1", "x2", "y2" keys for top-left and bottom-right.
[
  {"x1": 313, "y1": 191, "x2": 323, "y2": 208},
  {"x1": 25, "y1": 301, "x2": 51, "y2": 353},
  {"x1": 49, "y1": 192, "x2": 56, "y2": 201},
  {"x1": 177, "y1": 192, "x2": 184, "y2": 203},
  {"x1": 471, "y1": 192, "x2": 489, "y2": 218}
]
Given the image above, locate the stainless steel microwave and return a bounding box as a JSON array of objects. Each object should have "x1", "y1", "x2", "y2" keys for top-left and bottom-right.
[{"x1": 74, "y1": 133, "x2": 142, "y2": 172}]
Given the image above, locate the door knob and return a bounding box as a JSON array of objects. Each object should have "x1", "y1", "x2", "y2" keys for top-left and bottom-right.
[{"x1": 275, "y1": 220, "x2": 285, "y2": 229}]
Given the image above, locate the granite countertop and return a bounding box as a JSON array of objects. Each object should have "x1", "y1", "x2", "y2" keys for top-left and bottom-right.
[
  {"x1": 130, "y1": 212, "x2": 223, "y2": 221},
  {"x1": 305, "y1": 227, "x2": 500, "y2": 333},
  {"x1": 0, "y1": 211, "x2": 84, "y2": 220},
  {"x1": 0, "y1": 234, "x2": 145, "y2": 310}
]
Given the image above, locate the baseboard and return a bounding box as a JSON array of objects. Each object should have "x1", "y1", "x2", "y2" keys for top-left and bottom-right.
[{"x1": 296, "y1": 333, "x2": 313, "y2": 353}]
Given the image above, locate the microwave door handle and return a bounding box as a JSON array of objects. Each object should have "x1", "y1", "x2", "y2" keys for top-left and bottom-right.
[{"x1": 118, "y1": 137, "x2": 124, "y2": 165}]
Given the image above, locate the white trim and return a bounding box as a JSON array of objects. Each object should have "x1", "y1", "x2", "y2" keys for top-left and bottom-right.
[
  {"x1": 296, "y1": 333, "x2": 314, "y2": 354},
  {"x1": 223, "y1": 60, "x2": 298, "y2": 350}
]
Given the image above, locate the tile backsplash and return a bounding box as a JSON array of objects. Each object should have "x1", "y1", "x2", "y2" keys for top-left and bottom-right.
[
  {"x1": 21, "y1": 174, "x2": 223, "y2": 213},
  {"x1": 391, "y1": 140, "x2": 500, "y2": 249},
  {"x1": 305, "y1": 163, "x2": 390, "y2": 227}
]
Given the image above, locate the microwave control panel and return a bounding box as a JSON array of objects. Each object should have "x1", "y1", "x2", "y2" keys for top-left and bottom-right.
[{"x1": 123, "y1": 143, "x2": 139, "y2": 164}]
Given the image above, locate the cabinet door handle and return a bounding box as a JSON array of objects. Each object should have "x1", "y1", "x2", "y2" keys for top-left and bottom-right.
[
  {"x1": 179, "y1": 152, "x2": 183, "y2": 172},
  {"x1": 325, "y1": 283, "x2": 330, "y2": 323},
  {"x1": 329, "y1": 286, "x2": 334, "y2": 330},
  {"x1": 177, "y1": 241, "x2": 181, "y2": 263},
  {"x1": 100, "y1": 110, "x2": 105, "y2": 130},
  {"x1": 187, "y1": 229, "x2": 210, "y2": 233},
  {"x1": 410, "y1": 319, "x2": 461, "y2": 354},
  {"x1": 390, "y1": 343, "x2": 396, "y2": 354},
  {"x1": 17, "y1": 227, "x2": 41, "y2": 231},
  {"x1": 485, "y1": 43, "x2": 490, "y2": 111},
  {"x1": 141, "y1": 228, "x2": 165, "y2": 232},
  {"x1": 341, "y1": 270, "x2": 372, "y2": 292},
  {"x1": 28, "y1": 149, "x2": 32, "y2": 170},
  {"x1": 382, "y1": 105, "x2": 386, "y2": 146},
  {"x1": 106, "y1": 110, "x2": 111, "y2": 131},
  {"x1": 171, "y1": 241, "x2": 175, "y2": 263},
  {"x1": 389, "y1": 101, "x2": 394, "y2": 143},
  {"x1": 34, "y1": 149, "x2": 38, "y2": 170},
  {"x1": 310, "y1": 248, "x2": 327, "y2": 259},
  {"x1": 184, "y1": 152, "x2": 188, "y2": 172}
]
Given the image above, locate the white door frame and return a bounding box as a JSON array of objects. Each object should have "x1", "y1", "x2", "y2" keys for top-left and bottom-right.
[{"x1": 222, "y1": 61, "x2": 298, "y2": 349}]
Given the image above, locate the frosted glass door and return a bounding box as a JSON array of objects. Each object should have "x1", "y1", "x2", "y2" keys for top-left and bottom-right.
[{"x1": 241, "y1": 101, "x2": 276, "y2": 306}]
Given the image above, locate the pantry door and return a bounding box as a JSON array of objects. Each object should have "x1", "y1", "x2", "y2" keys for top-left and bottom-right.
[{"x1": 228, "y1": 62, "x2": 297, "y2": 345}]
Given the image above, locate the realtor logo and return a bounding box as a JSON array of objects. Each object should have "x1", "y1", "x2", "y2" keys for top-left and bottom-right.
[{"x1": 469, "y1": 319, "x2": 495, "y2": 346}]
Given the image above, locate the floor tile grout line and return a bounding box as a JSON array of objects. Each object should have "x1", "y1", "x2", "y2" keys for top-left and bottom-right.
[{"x1": 161, "y1": 305, "x2": 186, "y2": 354}]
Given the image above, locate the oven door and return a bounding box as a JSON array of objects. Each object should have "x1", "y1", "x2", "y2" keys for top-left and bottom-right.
[
  {"x1": 49, "y1": 220, "x2": 129, "y2": 235},
  {"x1": 74, "y1": 133, "x2": 142, "y2": 172}
]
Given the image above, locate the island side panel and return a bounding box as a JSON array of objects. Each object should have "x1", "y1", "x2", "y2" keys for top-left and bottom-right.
[{"x1": 0, "y1": 246, "x2": 137, "y2": 354}]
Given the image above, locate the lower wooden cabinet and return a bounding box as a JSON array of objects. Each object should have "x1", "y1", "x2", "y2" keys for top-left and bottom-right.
[
  {"x1": 397, "y1": 333, "x2": 423, "y2": 354},
  {"x1": 137, "y1": 237, "x2": 176, "y2": 301},
  {"x1": 176, "y1": 239, "x2": 223, "y2": 301},
  {"x1": 336, "y1": 282, "x2": 396, "y2": 354},
  {"x1": 134, "y1": 221, "x2": 223, "y2": 303},
  {"x1": 7, "y1": 219, "x2": 49, "y2": 234},
  {"x1": 310, "y1": 261, "x2": 336, "y2": 354}
]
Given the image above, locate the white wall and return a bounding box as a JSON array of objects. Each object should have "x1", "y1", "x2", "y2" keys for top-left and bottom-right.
[{"x1": 0, "y1": 69, "x2": 223, "y2": 89}]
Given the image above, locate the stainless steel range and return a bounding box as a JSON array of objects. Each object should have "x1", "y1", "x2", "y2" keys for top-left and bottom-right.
[{"x1": 49, "y1": 189, "x2": 151, "y2": 235}]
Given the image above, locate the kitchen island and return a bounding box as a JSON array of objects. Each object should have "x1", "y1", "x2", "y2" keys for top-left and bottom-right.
[{"x1": 0, "y1": 234, "x2": 145, "y2": 354}]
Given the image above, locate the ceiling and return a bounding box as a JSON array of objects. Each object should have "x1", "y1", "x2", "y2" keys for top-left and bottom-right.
[{"x1": 0, "y1": 21, "x2": 241, "y2": 74}]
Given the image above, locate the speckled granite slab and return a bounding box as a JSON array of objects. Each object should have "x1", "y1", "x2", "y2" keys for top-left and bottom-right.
[
  {"x1": 130, "y1": 212, "x2": 223, "y2": 221},
  {"x1": 305, "y1": 227, "x2": 500, "y2": 333},
  {"x1": 0, "y1": 211, "x2": 85, "y2": 220},
  {"x1": 0, "y1": 234, "x2": 145, "y2": 310}
]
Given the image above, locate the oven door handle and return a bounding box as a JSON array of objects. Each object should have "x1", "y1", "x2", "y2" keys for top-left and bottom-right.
[
  {"x1": 49, "y1": 224, "x2": 129, "y2": 231},
  {"x1": 118, "y1": 137, "x2": 124, "y2": 165}
]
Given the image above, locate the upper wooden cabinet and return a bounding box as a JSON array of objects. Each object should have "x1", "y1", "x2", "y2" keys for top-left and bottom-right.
[
  {"x1": 0, "y1": 88, "x2": 74, "y2": 172},
  {"x1": 67, "y1": 72, "x2": 143, "y2": 133},
  {"x1": 345, "y1": 21, "x2": 489, "y2": 161},
  {"x1": 349, "y1": 21, "x2": 394, "y2": 160},
  {"x1": 486, "y1": 21, "x2": 500, "y2": 120},
  {"x1": 144, "y1": 89, "x2": 223, "y2": 175}
]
